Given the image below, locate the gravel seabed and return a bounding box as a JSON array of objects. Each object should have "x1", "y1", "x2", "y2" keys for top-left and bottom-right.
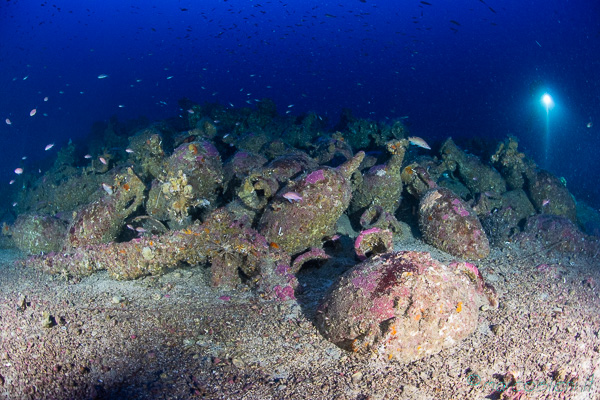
[{"x1": 1, "y1": 232, "x2": 600, "y2": 400}]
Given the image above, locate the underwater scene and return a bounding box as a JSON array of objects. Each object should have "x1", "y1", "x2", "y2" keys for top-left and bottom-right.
[{"x1": 1, "y1": 0, "x2": 600, "y2": 399}]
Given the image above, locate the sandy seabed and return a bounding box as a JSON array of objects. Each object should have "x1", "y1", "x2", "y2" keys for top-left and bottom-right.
[{"x1": 1, "y1": 231, "x2": 600, "y2": 400}]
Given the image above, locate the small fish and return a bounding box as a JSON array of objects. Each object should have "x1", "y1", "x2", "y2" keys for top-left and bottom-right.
[
  {"x1": 9, "y1": 179, "x2": 15, "y2": 184},
  {"x1": 127, "y1": 224, "x2": 135, "y2": 231},
  {"x1": 14, "y1": 168, "x2": 23, "y2": 175},
  {"x1": 43, "y1": 96, "x2": 48, "y2": 102},
  {"x1": 99, "y1": 157, "x2": 108, "y2": 165},
  {"x1": 29, "y1": 108, "x2": 37, "y2": 117},
  {"x1": 542, "y1": 199, "x2": 550, "y2": 206},
  {"x1": 84, "y1": 154, "x2": 92, "y2": 159},
  {"x1": 5, "y1": 118, "x2": 11, "y2": 125},
  {"x1": 125, "y1": 148, "x2": 134, "y2": 153},
  {"x1": 186, "y1": 109, "x2": 194, "y2": 114},
  {"x1": 97, "y1": 74, "x2": 109, "y2": 79},
  {"x1": 166, "y1": 76, "x2": 174, "y2": 80},
  {"x1": 587, "y1": 121, "x2": 593, "y2": 128},
  {"x1": 135, "y1": 227, "x2": 146, "y2": 233},
  {"x1": 44, "y1": 143, "x2": 54, "y2": 151},
  {"x1": 118, "y1": 105, "x2": 125, "y2": 108},
  {"x1": 102, "y1": 183, "x2": 113, "y2": 195},
  {"x1": 283, "y1": 192, "x2": 303, "y2": 202},
  {"x1": 287, "y1": 104, "x2": 294, "y2": 108},
  {"x1": 408, "y1": 136, "x2": 431, "y2": 150},
  {"x1": 450, "y1": 20, "x2": 461, "y2": 26}
]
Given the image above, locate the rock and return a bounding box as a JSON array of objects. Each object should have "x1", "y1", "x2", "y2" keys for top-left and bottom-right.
[
  {"x1": 316, "y1": 251, "x2": 495, "y2": 364},
  {"x1": 10, "y1": 214, "x2": 68, "y2": 254},
  {"x1": 419, "y1": 187, "x2": 490, "y2": 259},
  {"x1": 65, "y1": 168, "x2": 145, "y2": 249},
  {"x1": 354, "y1": 227, "x2": 394, "y2": 260},
  {"x1": 259, "y1": 152, "x2": 364, "y2": 255}
]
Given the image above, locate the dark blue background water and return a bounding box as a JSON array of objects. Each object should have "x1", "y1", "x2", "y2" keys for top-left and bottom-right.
[{"x1": 1, "y1": 0, "x2": 599, "y2": 209}]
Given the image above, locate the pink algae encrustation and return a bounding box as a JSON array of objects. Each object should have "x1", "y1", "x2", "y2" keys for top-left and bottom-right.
[{"x1": 305, "y1": 169, "x2": 325, "y2": 184}]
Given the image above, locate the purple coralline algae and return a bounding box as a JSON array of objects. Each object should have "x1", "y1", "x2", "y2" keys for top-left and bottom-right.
[
  {"x1": 258, "y1": 152, "x2": 364, "y2": 255},
  {"x1": 290, "y1": 247, "x2": 330, "y2": 274},
  {"x1": 315, "y1": 251, "x2": 496, "y2": 363},
  {"x1": 305, "y1": 169, "x2": 325, "y2": 185}
]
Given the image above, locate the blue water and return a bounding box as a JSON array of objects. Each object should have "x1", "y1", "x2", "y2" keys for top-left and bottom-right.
[{"x1": 1, "y1": 0, "x2": 599, "y2": 209}]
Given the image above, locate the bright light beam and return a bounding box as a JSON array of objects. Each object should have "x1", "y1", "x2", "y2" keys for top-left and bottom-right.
[
  {"x1": 541, "y1": 93, "x2": 554, "y2": 166},
  {"x1": 541, "y1": 93, "x2": 554, "y2": 110}
]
